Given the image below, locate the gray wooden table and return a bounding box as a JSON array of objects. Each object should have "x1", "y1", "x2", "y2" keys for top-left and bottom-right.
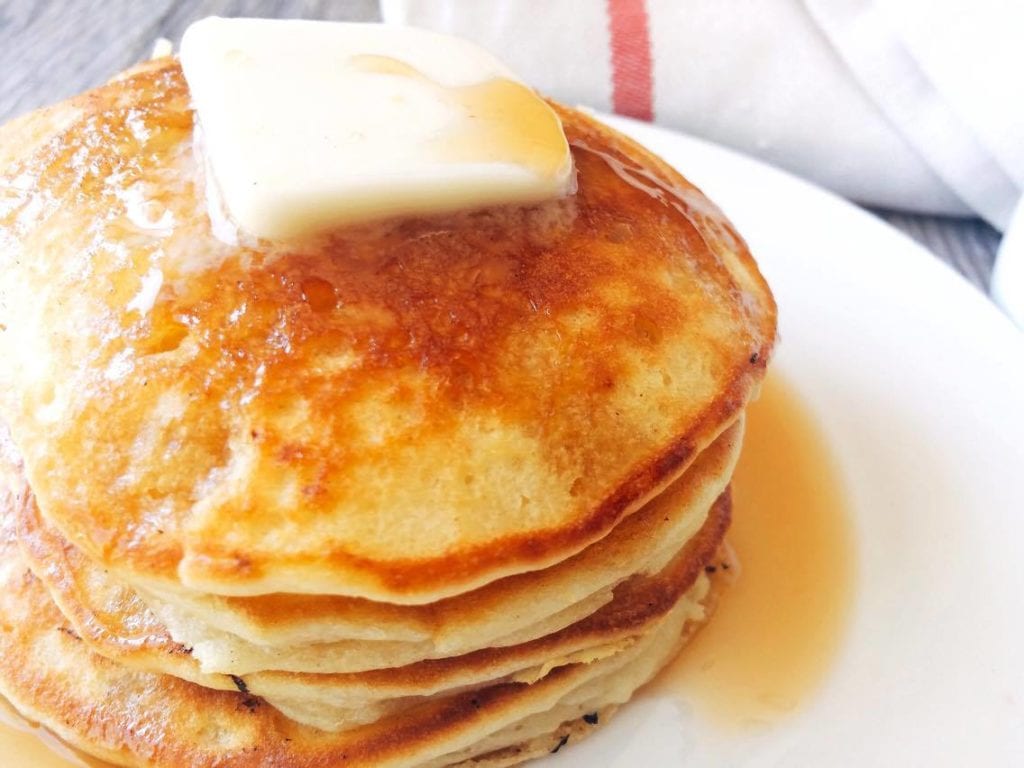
[{"x1": 0, "y1": 0, "x2": 1001, "y2": 292}]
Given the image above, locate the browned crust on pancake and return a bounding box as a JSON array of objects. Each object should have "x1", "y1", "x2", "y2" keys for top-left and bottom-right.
[
  {"x1": 0, "y1": 60, "x2": 774, "y2": 606},
  {"x1": 0, "y1": 500, "x2": 726, "y2": 768},
  {"x1": 326, "y1": 377, "x2": 754, "y2": 595},
  {"x1": 172, "y1": 110, "x2": 773, "y2": 597},
  {"x1": 138, "y1": 419, "x2": 743, "y2": 648},
  {"x1": 17, "y1": 474, "x2": 729, "y2": 702},
  {"x1": 0, "y1": 60, "x2": 774, "y2": 601},
  {"x1": 243, "y1": 490, "x2": 729, "y2": 693}
]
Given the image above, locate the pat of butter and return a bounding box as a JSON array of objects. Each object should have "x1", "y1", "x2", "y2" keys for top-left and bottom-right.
[{"x1": 179, "y1": 18, "x2": 575, "y2": 240}]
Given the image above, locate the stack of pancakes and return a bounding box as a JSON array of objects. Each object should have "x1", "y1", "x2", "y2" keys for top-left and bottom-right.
[{"x1": 0, "y1": 59, "x2": 776, "y2": 767}]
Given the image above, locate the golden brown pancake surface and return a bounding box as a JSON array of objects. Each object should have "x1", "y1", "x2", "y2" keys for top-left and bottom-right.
[
  {"x1": 14, "y1": 427, "x2": 739, "y2": 679},
  {"x1": 0, "y1": 465, "x2": 725, "y2": 767},
  {"x1": 14, "y1": 453, "x2": 731, "y2": 732},
  {"x1": 0, "y1": 62, "x2": 775, "y2": 602}
]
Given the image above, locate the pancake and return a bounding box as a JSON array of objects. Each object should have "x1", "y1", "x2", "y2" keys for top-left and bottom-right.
[
  {"x1": 16, "y1": 422, "x2": 739, "y2": 674},
  {"x1": 0, "y1": 477, "x2": 720, "y2": 767},
  {"x1": 11, "y1": 432, "x2": 730, "y2": 731},
  {"x1": 129, "y1": 417, "x2": 742, "y2": 652},
  {"x1": 0, "y1": 59, "x2": 775, "y2": 603}
]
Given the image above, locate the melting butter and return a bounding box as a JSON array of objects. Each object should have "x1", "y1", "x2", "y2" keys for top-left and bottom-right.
[{"x1": 180, "y1": 18, "x2": 574, "y2": 240}]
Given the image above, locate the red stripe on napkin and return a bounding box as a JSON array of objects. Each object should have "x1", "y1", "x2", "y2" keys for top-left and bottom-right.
[{"x1": 607, "y1": 0, "x2": 654, "y2": 121}]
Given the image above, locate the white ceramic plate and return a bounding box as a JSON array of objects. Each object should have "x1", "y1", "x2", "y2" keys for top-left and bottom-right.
[{"x1": 552, "y1": 115, "x2": 1024, "y2": 766}]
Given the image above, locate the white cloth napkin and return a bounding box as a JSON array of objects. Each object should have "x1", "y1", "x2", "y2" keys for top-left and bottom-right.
[{"x1": 381, "y1": 0, "x2": 1024, "y2": 326}]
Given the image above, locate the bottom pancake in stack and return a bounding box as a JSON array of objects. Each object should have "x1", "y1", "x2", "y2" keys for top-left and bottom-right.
[{"x1": 0, "y1": 421, "x2": 738, "y2": 767}]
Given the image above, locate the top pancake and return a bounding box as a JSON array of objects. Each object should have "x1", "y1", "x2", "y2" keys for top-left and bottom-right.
[{"x1": 0, "y1": 61, "x2": 775, "y2": 602}]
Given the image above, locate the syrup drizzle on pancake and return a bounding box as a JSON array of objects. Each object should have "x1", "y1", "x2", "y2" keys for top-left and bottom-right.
[{"x1": 348, "y1": 55, "x2": 571, "y2": 183}]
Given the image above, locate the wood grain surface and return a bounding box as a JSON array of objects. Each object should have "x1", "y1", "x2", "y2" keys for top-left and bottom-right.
[{"x1": 0, "y1": 0, "x2": 999, "y2": 290}]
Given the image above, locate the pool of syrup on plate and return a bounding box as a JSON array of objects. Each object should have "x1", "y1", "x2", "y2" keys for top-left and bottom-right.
[
  {"x1": 0, "y1": 374, "x2": 853, "y2": 764},
  {"x1": 646, "y1": 373, "x2": 855, "y2": 725}
]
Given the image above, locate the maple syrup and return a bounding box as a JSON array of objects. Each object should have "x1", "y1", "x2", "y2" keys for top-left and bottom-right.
[
  {"x1": 300, "y1": 276, "x2": 338, "y2": 312},
  {"x1": 647, "y1": 373, "x2": 855, "y2": 725},
  {"x1": 349, "y1": 55, "x2": 569, "y2": 180}
]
